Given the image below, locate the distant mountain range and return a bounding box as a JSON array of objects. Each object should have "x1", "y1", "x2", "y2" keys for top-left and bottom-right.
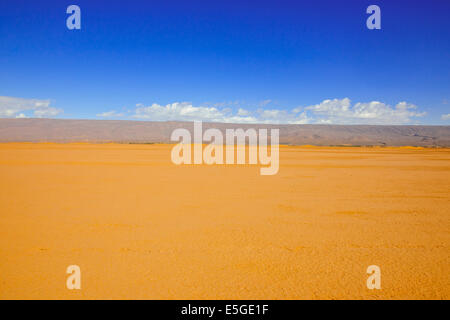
[{"x1": 1, "y1": 118, "x2": 449, "y2": 147}]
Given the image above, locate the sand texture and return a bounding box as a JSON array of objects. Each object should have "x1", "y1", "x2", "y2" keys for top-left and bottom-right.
[{"x1": 0, "y1": 143, "x2": 449, "y2": 299}]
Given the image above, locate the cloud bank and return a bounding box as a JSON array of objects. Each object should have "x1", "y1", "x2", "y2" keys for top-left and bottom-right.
[
  {"x1": 99, "y1": 98, "x2": 426, "y2": 125},
  {"x1": 0, "y1": 96, "x2": 63, "y2": 118},
  {"x1": 304, "y1": 98, "x2": 426, "y2": 124},
  {"x1": 1, "y1": 96, "x2": 429, "y2": 124},
  {"x1": 128, "y1": 102, "x2": 310, "y2": 124}
]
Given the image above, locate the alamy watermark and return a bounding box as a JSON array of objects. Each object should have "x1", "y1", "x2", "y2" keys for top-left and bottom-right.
[
  {"x1": 66, "y1": 265, "x2": 81, "y2": 290},
  {"x1": 65, "y1": 4, "x2": 381, "y2": 32},
  {"x1": 170, "y1": 121, "x2": 279, "y2": 175},
  {"x1": 66, "y1": 5, "x2": 81, "y2": 30},
  {"x1": 367, "y1": 265, "x2": 381, "y2": 289},
  {"x1": 366, "y1": 5, "x2": 381, "y2": 30}
]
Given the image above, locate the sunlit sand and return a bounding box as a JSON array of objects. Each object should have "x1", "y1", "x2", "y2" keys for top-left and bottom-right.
[{"x1": 0, "y1": 143, "x2": 448, "y2": 299}]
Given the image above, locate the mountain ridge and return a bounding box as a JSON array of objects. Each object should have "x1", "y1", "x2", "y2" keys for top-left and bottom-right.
[{"x1": 1, "y1": 118, "x2": 449, "y2": 147}]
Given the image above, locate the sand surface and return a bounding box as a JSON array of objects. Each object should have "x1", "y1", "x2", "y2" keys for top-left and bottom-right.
[{"x1": 0, "y1": 143, "x2": 449, "y2": 299}]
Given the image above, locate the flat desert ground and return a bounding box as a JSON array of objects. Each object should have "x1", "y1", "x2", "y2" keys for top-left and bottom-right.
[{"x1": 0, "y1": 143, "x2": 449, "y2": 299}]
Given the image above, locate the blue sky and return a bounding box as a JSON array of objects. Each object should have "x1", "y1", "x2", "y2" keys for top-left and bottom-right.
[{"x1": 0, "y1": 0, "x2": 449, "y2": 124}]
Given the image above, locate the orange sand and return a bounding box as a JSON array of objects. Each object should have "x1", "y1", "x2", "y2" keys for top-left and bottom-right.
[{"x1": 0, "y1": 143, "x2": 449, "y2": 299}]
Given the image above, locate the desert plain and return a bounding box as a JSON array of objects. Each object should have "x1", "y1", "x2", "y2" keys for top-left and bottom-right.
[{"x1": 0, "y1": 142, "x2": 449, "y2": 299}]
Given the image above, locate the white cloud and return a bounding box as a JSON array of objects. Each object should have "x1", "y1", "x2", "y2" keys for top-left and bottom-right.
[
  {"x1": 33, "y1": 107, "x2": 63, "y2": 118},
  {"x1": 256, "y1": 108, "x2": 310, "y2": 124},
  {"x1": 96, "y1": 110, "x2": 124, "y2": 118},
  {"x1": 128, "y1": 102, "x2": 310, "y2": 124},
  {"x1": 259, "y1": 99, "x2": 272, "y2": 107},
  {"x1": 98, "y1": 98, "x2": 426, "y2": 125},
  {"x1": 237, "y1": 108, "x2": 250, "y2": 116},
  {"x1": 441, "y1": 114, "x2": 450, "y2": 121},
  {"x1": 133, "y1": 102, "x2": 228, "y2": 122},
  {"x1": 0, "y1": 96, "x2": 63, "y2": 118},
  {"x1": 305, "y1": 98, "x2": 426, "y2": 124}
]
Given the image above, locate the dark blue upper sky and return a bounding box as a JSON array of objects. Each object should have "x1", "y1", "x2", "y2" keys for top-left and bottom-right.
[{"x1": 0, "y1": 0, "x2": 449, "y2": 124}]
